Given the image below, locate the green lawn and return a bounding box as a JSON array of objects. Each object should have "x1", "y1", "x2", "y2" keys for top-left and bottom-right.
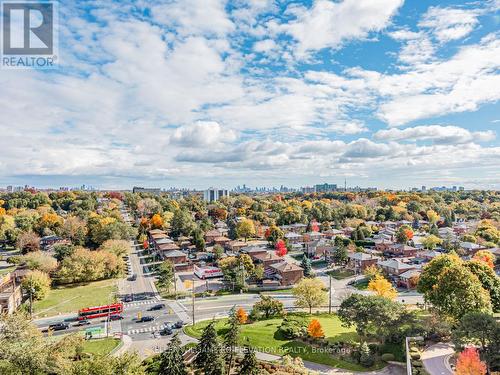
[
  {"x1": 354, "y1": 279, "x2": 369, "y2": 290},
  {"x1": 184, "y1": 314, "x2": 382, "y2": 371},
  {"x1": 327, "y1": 269, "x2": 355, "y2": 280},
  {"x1": 82, "y1": 338, "x2": 121, "y2": 356},
  {"x1": 33, "y1": 279, "x2": 118, "y2": 317}
]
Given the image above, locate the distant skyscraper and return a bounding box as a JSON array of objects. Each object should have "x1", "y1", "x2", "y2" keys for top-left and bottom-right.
[
  {"x1": 204, "y1": 187, "x2": 229, "y2": 202},
  {"x1": 314, "y1": 183, "x2": 337, "y2": 193}
]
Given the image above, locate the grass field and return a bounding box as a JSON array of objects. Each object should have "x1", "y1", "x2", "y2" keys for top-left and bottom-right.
[
  {"x1": 327, "y1": 269, "x2": 355, "y2": 280},
  {"x1": 33, "y1": 279, "x2": 117, "y2": 317},
  {"x1": 354, "y1": 279, "x2": 369, "y2": 290},
  {"x1": 82, "y1": 338, "x2": 121, "y2": 356},
  {"x1": 184, "y1": 314, "x2": 383, "y2": 371}
]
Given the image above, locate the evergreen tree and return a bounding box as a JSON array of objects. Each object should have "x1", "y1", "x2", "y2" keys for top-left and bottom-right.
[
  {"x1": 359, "y1": 342, "x2": 374, "y2": 367},
  {"x1": 239, "y1": 345, "x2": 259, "y2": 375},
  {"x1": 158, "y1": 334, "x2": 187, "y2": 375},
  {"x1": 227, "y1": 218, "x2": 238, "y2": 240},
  {"x1": 192, "y1": 227, "x2": 206, "y2": 251},
  {"x1": 224, "y1": 306, "x2": 240, "y2": 374},
  {"x1": 300, "y1": 255, "x2": 313, "y2": 277},
  {"x1": 429, "y1": 223, "x2": 439, "y2": 236},
  {"x1": 205, "y1": 347, "x2": 225, "y2": 375},
  {"x1": 332, "y1": 245, "x2": 348, "y2": 266},
  {"x1": 412, "y1": 217, "x2": 420, "y2": 230},
  {"x1": 194, "y1": 320, "x2": 219, "y2": 369}
]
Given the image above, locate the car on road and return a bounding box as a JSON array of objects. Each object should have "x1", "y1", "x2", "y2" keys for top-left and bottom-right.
[
  {"x1": 161, "y1": 326, "x2": 173, "y2": 335},
  {"x1": 173, "y1": 320, "x2": 185, "y2": 329},
  {"x1": 148, "y1": 303, "x2": 165, "y2": 311},
  {"x1": 153, "y1": 331, "x2": 161, "y2": 339},
  {"x1": 128, "y1": 274, "x2": 137, "y2": 281},
  {"x1": 110, "y1": 315, "x2": 124, "y2": 321},
  {"x1": 75, "y1": 319, "x2": 91, "y2": 326},
  {"x1": 138, "y1": 316, "x2": 154, "y2": 323},
  {"x1": 48, "y1": 322, "x2": 70, "y2": 331},
  {"x1": 123, "y1": 295, "x2": 133, "y2": 302}
]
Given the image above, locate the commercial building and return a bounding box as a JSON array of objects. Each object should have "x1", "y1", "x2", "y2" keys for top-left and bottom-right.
[
  {"x1": 203, "y1": 187, "x2": 229, "y2": 202},
  {"x1": 132, "y1": 186, "x2": 161, "y2": 195},
  {"x1": 314, "y1": 183, "x2": 337, "y2": 193}
]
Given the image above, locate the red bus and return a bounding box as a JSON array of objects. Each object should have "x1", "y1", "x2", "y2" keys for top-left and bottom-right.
[{"x1": 77, "y1": 303, "x2": 123, "y2": 320}]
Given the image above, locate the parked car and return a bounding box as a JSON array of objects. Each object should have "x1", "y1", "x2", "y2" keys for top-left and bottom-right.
[
  {"x1": 48, "y1": 322, "x2": 70, "y2": 331},
  {"x1": 173, "y1": 320, "x2": 184, "y2": 329},
  {"x1": 148, "y1": 304, "x2": 165, "y2": 311},
  {"x1": 138, "y1": 316, "x2": 154, "y2": 323},
  {"x1": 123, "y1": 295, "x2": 133, "y2": 302},
  {"x1": 128, "y1": 274, "x2": 137, "y2": 281},
  {"x1": 75, "y1": 319, "x2": 91, "y2": 326},
  {"x1": 110, "y1": 315, "x2": 124, "y2": 321},
  {"x1": 153, "y1": 331, "x2": 161, "y2": 339}
]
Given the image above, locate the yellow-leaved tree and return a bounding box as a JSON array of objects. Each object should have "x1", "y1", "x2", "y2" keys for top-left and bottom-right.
[{"x1": 368, "y1": 275, "x2": 397, "y2": 300}]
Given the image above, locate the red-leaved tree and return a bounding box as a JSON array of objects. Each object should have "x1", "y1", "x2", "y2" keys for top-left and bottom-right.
[
  {"x1": 275, "y1": 240, "x2": 287, "y2": 257},
  {"x1": 455, "y1": 347, "x2": 487, "y2": 375}
]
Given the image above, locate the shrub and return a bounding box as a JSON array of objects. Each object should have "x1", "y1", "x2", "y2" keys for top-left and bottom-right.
[
  {"x1": 411, "y1": 353, "x2": 421, "y2": 360},
  {"x1": 381, "y1": 353, "x2": 395, "y2": 362},
  {"x1": 413, "y1": 360, "x2": 423, "y2": 368},
  {"x1": 279, "y1": 315, "x2": 308, "y2": 339}
]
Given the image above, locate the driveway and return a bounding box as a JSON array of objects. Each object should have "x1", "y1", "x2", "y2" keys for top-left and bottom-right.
[{"x1": 422, "y1": 343, "x2": 454, "y2": 375}]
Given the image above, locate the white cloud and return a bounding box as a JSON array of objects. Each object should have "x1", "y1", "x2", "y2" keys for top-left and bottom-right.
[
  {"x1": 151, "y1": 0, "x2": 234, "y2": 37},
  {"x1": 171, "y1": 121, "x2": 237, "y2": 147},
  {"x1": 419, "y1": 6, "x2": 480, "y2": 42},
  {"x1": 280, "y1": 0, "x2": 404, "y2": 56},
  {"x1": 374, "y1": 125, "x2": 496, "y2": 144},
  {"x1": 253, "y1": 39, "x2": 276, "y2": 53}
]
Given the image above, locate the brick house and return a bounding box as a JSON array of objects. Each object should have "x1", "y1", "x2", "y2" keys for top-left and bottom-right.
[
  {"x1": 213, "y1": 236, "x2": 231, "y2": 247},
  {"x1": 347, "y1": 253, "x2": 380, "y2": 273},
  {"x1": 386, "y1": 244, "x2": 418, "y2": 257},
  {"x1": 398, "y1": 269, "x2": 421, "y2": 289},
  {"x1": 226, "y1": 240, "x2": 247, "y2": 252},
  {"x1": 374, "y1": 239, "x2": 394, "y2": 252},
  {"x1": 251, "y1": 251, "x2": 284, "y2": 269},
  {"x1": 205, "y1": 229, "x2": 223, "y2": 244},
  {"x1": 377, "y1": 259, "x2": 416, "y2": 276},
  {"x1": 0, "y1": 272, "x2": 22, "y2": 314},
  {"x1": 269, "y1": 262, "x2": 304, "y2": 286},
  {"x1": 284, "y1": 232, "x2": 303, "y2": 244}
]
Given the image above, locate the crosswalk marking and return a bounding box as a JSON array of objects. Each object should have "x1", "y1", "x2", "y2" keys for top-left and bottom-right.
[
  {"x1": 123, "y1": 300, "x2": 158, "y2": 308},
  {"x1": 127, "y1": 324, "x2": 174, "y2": 335}
]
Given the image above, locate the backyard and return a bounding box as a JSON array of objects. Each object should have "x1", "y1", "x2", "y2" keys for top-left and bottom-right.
[
  {"x1": 33, "y1": 279, "x2": 118, "y2": 317},
  {"x1": 184, "y1": 313, "x2": 385, "y2": 371}
]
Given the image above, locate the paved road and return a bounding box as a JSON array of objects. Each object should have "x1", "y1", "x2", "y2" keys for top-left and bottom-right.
[{"x1": 422, "y1": 343, "x2": 454, "y2": 375}]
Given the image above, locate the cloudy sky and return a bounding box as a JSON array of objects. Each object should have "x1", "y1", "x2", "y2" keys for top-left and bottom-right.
[{"x1": 1, "y1": 0, "x2": 500, "y2": 190}]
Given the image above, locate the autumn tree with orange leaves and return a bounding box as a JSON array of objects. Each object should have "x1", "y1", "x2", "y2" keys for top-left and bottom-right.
[
  {"x1": 150, "y1": 213, "x2": 164, "y2": 229},
  {"x1": 455, "y1": 347, "x2": 487, "y2": 375},
  {"x1": 307, "y1": 319, "x2": 324, "y2": 339},
  {"x1": 472, "y1": 250, "x2": 495, "y2": 269},
  {"x1": 236, "y1": 307, "x2": 248, "y2": 324}
]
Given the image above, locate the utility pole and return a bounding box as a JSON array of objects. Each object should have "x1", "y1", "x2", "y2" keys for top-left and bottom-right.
[
  {"x1": 328, "y1": 274, "x2": 332, "y2": 314},
  {"x1": 29, "y1": 286, "x2": 34, "y2": 319},
  {"x1": 191, "y1": 272, "x2": 195, "y2": 326}
]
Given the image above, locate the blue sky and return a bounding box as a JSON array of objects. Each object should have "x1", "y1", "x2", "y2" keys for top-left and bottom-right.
[{"x1": 1, "y1": 0, "x2": 499, "y2": 190}]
